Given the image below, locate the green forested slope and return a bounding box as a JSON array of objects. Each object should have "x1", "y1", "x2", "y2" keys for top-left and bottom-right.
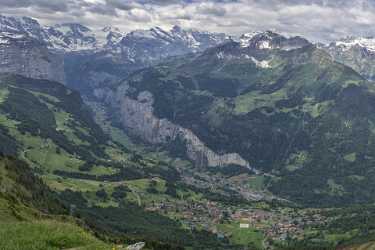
[
  {"x1": 119, "y1": 40, "x2": 375, "y2": 207},
  {"x1": 0, "y1": 74, "x2": 227, "y2": 249}
]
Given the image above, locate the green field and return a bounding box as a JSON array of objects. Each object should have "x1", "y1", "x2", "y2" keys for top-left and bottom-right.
[
  {"x1": 248, "y1": 175, "x2": 267, "y2": 191},
  {"x1": 0, "y1": 88, "x2": 9, "y2": 103},
  {"x1": 0, "y1": 220, "x2": 112, "y2": 250},
  {"x1": 217, "y1": 222, "x2": 264, "y2": 249}
]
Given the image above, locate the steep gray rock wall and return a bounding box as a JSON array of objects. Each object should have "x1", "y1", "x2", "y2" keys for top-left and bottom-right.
[
  {"x1": 323, "y1": 44, "x2": 375, "y2": 81},
  {"x1": 0, "y1": 36, "x2": 65, "y2": 84},
  {"x1": 116, "y1": 89, "x2": 253, "y2": 170}
]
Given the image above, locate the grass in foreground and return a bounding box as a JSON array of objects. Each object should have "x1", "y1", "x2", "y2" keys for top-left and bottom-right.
[{"x1": 0, "y1": 220, "x2": 112, "y2": 250}]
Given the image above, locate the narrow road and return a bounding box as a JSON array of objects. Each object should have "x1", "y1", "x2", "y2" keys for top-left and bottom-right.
[{"x1": 128, "y1": 186, "x2": 142, "y2": 206}]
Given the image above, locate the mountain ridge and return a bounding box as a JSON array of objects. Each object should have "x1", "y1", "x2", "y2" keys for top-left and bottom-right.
[
  {"x1": 0, "y1": 15, "x2": 228, "y2": 54},
  {"x1": 110, "y1": 37, "x2": 375, "y2": 206},
  {"x1": 324, "y1": 36, "x2": 375, "y2": 81}
]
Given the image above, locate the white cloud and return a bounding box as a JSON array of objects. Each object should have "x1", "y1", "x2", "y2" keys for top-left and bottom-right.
[{"x1": 128, "y1": 8, "x2": 153, "y2": 22}]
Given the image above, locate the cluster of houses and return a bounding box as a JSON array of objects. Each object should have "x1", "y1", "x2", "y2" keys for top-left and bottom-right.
[
  {"x1": 143, "y1": 190, "x2": 327, "y2": 244},
  {"x1": 145, "y1": 199, "x2": 226, "y2": 227},
  {"x1": 265, "y1": 222, "x2": 303, "y2": 241},
  {"x1": 229, "y1": 208, "x2": 326, "y2": 241},
  {"x1": 232, "y1": 209, "x2": 272, "y2": 225}
]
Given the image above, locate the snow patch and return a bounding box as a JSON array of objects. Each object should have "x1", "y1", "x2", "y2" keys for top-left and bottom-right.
[
  {"x1": 258, "y1": 40, "x2": 271, "y2": 49},
  {"x1": 239, "y1": 31, "x2": 262, "y2": 47},
  {"x1": 251, "y1": 57, "x2": 271, "y2": 68},
  {"x1": 0, "y1": 37, "x2": 9, "y2": 44},
  {"x1": 335, "y1": 37, "x2": 375, "y2": 52},
  {"x1": 216, "y1": 51, "x2": 225, "y2": 59}
]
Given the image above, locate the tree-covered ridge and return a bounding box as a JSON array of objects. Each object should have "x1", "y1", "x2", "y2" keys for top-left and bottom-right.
[
  {"x1": 0, "y1": 73, "x2": 108, "y2": 158},
  {"x1": 121, "y1": 41, "x2": 375, "y2": 206},
  {"x1": 0, "y1": 73, "x2": 145, "y2": 179}
]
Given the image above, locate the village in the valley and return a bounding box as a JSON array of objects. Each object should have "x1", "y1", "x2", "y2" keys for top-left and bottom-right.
[
  {"x1": 135, "y1": 163, "x2": 328, "y2": 246},
  {"x1": 145, "y1": 195, "x2": 327, "y2": 244}
]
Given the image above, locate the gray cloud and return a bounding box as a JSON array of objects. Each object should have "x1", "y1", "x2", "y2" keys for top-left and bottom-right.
[
  {"x1": 0, "y1": 0, "x2": 30, "y2": 8},
  {"x1": 87, "y1": 3, "x2": 118, "y2": 16},
  {"x1": 1, "y1": 0, "x2": 375, "y2": 42},
  {"x1": 0, "y1": 0, "x2": 69, "y2": 12},
  {"x1": 105, "y1": 0, "x2": 137, "y2": 11},
  {"x1": 196, "y1": 3, "x2": 226, "y2": 16}
]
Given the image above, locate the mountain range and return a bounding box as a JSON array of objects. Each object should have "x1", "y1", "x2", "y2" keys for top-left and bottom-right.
[
  {"x1": 2, "y1": 14, "x2": 375, "y2": 250},
  {"x1": 2, "y1": 14, "x2": 375, "y2": 90},
  {"x1": 0, "y1": 15, "x2": 228, "y2": 52}
]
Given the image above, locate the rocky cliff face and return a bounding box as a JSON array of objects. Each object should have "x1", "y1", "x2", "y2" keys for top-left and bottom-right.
[
  {"x1": 337, "y1": 50, "x2": 375, "y2": 80},
  {"x1": 115, "y1": 26, "x2": 228, "y2": 64},
  {"x1": 0, "y1": 34, "x2": 65, "y2": 83},
  {"x1": 61, "y1": 24, "x2": 228, "y2": 97},
  {"x1": 323, "y1": 38, "x2": 375, "y2": 80},
  {"x1": 239, "y1": 31, "x2": 310, "y2": 50},
  {"x1": 116, "y1": 88, "x2": 252, "y2": 170}
]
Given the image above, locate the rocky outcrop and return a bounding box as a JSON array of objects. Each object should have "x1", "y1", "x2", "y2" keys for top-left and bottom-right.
[
  {"x1": 127, "y1": 242, "x2": 145, "y2": 250},
  {"x1": 323, "y1": 39, "x2": 375, "y2": 80},
  {"x1": 0, "y1": 35, "x2": 65, "y2": 83},
  {"x1": 240, "y1": 31, "x2": 311, "y2": 51},
  {"x1": 117, "y1": 89, "x2": 253, "y2": 170}
]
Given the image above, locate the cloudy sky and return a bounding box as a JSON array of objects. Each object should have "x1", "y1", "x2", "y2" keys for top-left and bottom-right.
[{"x1": 1, "y1": 0, "x2": 375, "y2": 42}]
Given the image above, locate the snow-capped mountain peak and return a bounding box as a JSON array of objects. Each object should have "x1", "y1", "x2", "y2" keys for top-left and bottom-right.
[
  {"x1": 334, "y1": 36, "x2": 375, "y2": 52},
  {"x1": 238, "y1": 31, "x2": 310, "y2": 51},
  {"x1": 101, "y1": 27, "x2": 124, "y2": 46},
  {"x1": 0, "y1": 14, "x2": 228, "y2": 60},
  {"x1": 239, "y1": 31, "x2": 264, "y2": 47},
  {"x1": 239, "y1": 31, "x2": 283, "y2": 49},
  {"x1": 0, "y1": 15, "x2": 127, "y2": 52},
  {"x1": 45, "y1": 23, "x2": 98, "y2": 51},
  {"x1": 323, "y1": 36, "x2": 375, "y2": 81},
  {"x1": 0, "y1": 15, "x2": 45, "y2": 40},
  {"x1": 123, "y1": 25, "x2": 227, "y2": 52}
]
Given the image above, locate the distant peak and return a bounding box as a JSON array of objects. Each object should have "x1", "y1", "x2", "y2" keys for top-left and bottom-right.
[
  {"x1": 240, "y1": 31, "x2": 264, "y2": 38},
  {"x1": 334, "y1": 36, "x2": 375, "y2": 52},
  {"x1": 239, "y1": 31, "x2": 280, "y2": 47},
  {"x1": 0, "y1": 14, "x2": 227, "y2": 53},
  {"x1": 239, "y1": 31, "x2": 310, "y2": 51},
  {"x1": 55, "y1": 23, "x2": 91, "y2": 33},
  {"x1": 102, "y1": 26, "x2": 112, "y2": 32},
  {"x1": 0, "y1": 15, "x2": 36, "y2": 23},
  {"x1": 102, "y1": 26, "x2": 120, "y2": 33},
  {"x1": 20, "y1": 16, "x2": 38, "y2": 23},
  {"x1": 151, "y1": 26, "x2": 167, "y2": 33},
  {"x1": 253, "y1": 30, "x2": 283, "y2": 39}
]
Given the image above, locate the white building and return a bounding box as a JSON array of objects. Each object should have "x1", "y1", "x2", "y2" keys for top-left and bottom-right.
[{"x1": 240, "y1": 223, "x2": 250, "y2": 229}]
